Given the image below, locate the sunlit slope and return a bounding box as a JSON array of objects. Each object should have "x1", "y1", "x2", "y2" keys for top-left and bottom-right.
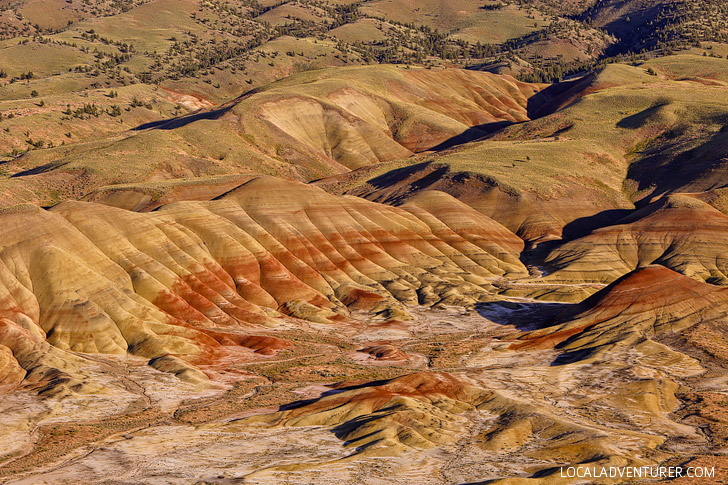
[
  {"x1": 514, "y1": 264, "x2": 728, "y2": 365},
  {"x1": 320, "y1": 57, "x2": 728, "y2": 246},
  {"x1": 0, "y1": 65, "x2": 545, "y2": 207},
  {"x1": 0, "y1": 177, "x2": 526, "y2": 391},
  {"x1": 543, "y1": 195, "x2": 728, "y2": 285}
]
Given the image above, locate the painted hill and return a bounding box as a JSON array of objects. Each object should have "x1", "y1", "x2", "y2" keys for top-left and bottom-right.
[
  {"x1": 318, "y1": 58, "x2": 728, "y2": 252},
  {"x1": 240, "y1": 372, "x2": 487, "y2": 455},
  {"x1": 0, "y1": 65, "x2": 546, "y2": 207},
  {"x1": 543, "y1": 194, "x2": 728, "y2": 284},
  {"x1": 0, "y1": 9, "x2": 727, "y2": 480},
  {"x1": 0, "y1": 176, "x2": 527, "y2": 392},
  {"x1": 513, "y1": 265, "x2": 728, "y2": 362}
]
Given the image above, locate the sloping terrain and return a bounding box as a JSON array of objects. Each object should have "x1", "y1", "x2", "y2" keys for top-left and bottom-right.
[
  {"x1": 240, "y1": 372, "x2": 488, "y2": 455},
  {"x1": 0, "y1": 65, "x2": 546, "y2": 207},
  {"x1": 578, "y1": 0, "x2": 728, "y2": 54},
  {"x1": 0, "y1": 5, "x2": 727, "y2": 478},
  {"x1": 9, "y1": 0, "x2": 724, "y2": 173},
  {"x1": 542, "y1": 194, "x2": 728, "y2": 284},
  {"x1": 501, "y1": 265, "x2": 728, "y2": 478},
  {"x1": 0, "y1": 176, "x2": 527, "y2": 395},
  {"x1": 320, "y1": 57, "x2": 728, "y2": 249},
  {"x1": 0, "y1": 0, "x2": 615, "y2": 154},
  {"x1": 4, "y1": 263, "x2": 724, "y2": 483},
  {"x1": 515, "y1": 265, "x2": 728, "y2": 356}
]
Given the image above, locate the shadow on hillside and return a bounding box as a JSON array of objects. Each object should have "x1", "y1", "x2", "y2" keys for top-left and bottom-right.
[
  {"x1": 428, "y1": 121, "x2": 514, "y2": 151},
  {"x1": 422, "y1": 75, "x2": 596, "y2": 153},
  {"x1": 525, "y1": 74, "x2": 595, "y2": 118},
  {"x1": 616, "y1": 102, "x2": 669, "y2": 129},
  {"x1": 550, "y1": 348, "x2": 598, "y2": 366},
  {"x1": 132, "y1": 104, "x2": 234, "y2": 131},
  {"x1": 266, "y1": 379, "x2": 394, "y2": 414},
  {"x1": 331, "y1": 407, "x2": 401, "y2": 451},
  {"x1": 365, "y1": 161, "x2": 445, "y2": 192},
  {"x1": 11, "y1": 161, "x2": 69, "y2": 178},
  {"x1": 475, "y1": 300, "x2": 571, "y2": 331},
  {"x1": 560, "y1": 208, "x2": 635, "y2": 241},
  {"x1": 599, "y1": 5, "x2": 667, "y2": 57},
  {"x1": 627, "y1": 124, "x2": 728, "y2": 198}
]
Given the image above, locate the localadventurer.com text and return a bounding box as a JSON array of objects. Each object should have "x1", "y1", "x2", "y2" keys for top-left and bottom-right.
[{"x1": 560, "y1": 466, "x2": 715, "y2": 480}]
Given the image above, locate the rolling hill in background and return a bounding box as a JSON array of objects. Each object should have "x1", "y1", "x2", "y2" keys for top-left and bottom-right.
[{"x1": 0, "y1": 0, "x2": 727, "y2": 483}]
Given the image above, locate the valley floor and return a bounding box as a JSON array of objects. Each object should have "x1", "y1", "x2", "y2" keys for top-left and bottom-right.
[{"x1": 1, "y1": 302, "x2": 725, "y2": 484}]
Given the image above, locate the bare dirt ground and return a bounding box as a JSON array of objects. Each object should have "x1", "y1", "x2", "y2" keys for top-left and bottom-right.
[{"x1": 0, "y1": 303, "x2": 724, "y2": 484}]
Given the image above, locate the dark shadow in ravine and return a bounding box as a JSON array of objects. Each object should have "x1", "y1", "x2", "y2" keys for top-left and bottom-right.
[
  {"x1": 550, "y1": 348, "x2": 598, "y2": 366},
  {"x1": 559, "y1": 208, "x2": 636, "y2": 241},
  {"x1": 475, "y1": 300, "x2": 572, "y2": 332}
]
